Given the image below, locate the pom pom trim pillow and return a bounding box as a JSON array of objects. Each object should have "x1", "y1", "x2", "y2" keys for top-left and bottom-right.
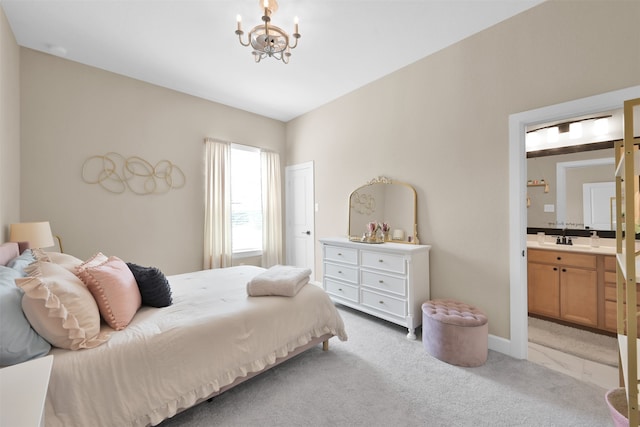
[
  {"x1": 16, "y1": 261, "x2": 109, "y2": 350},
  {"x1": 79, "y1": 256, "x2": 141, "y2": 331}
]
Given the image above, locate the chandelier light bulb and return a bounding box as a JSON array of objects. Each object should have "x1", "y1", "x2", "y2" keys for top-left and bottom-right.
[{"x1": 236, "y1": 15, "x2": 242, "y2": 31}]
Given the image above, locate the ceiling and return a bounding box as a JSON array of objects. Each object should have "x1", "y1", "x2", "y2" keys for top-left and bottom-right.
[{"x1": 2, "y1": 0, "x2": 545, "y2": 122}]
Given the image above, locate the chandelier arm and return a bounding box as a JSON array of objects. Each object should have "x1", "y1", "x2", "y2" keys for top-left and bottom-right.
[
  {"x1": 236, "y1": 31, "x2": 251, "y2": 47},
  {"x1": 288, "y1": 35, "x2": 299, "y2": 50}
]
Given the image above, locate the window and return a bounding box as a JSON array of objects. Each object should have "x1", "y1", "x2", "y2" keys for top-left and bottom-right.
[{"x1": 230, "y1": 145, "x2": 262, "y2": 255}]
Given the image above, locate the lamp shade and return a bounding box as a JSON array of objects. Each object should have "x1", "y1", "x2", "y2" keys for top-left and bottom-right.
[{"x1": 9, "y1": 222, "x2": 55, "y2": 249}]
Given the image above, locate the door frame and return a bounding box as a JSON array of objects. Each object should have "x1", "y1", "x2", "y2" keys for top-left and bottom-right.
[{"x1": 508, "y1": 85, "x2": 640, "y2": 359}]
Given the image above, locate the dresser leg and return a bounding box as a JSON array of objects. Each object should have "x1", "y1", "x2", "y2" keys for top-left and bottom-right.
[{"x1": 406, "y1": 329, "x2": 417, "y2": 340}]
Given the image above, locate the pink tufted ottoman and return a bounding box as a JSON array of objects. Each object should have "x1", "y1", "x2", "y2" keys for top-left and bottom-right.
[{"x1": 421, "y1": 299, "x2": 488, "y2": 367}]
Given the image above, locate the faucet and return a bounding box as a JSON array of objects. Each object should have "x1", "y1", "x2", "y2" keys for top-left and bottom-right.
[{"x1": 556, "y1": 229, "x2": 572, "y2": 245}]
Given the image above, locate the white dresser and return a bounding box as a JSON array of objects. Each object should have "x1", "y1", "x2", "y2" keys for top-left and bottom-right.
[{"x1": 320, "y1": 237, "x2": 431, "y2": 339}]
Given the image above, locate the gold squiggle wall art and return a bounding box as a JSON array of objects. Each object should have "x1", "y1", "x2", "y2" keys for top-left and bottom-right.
[{"x1": 82, "y1": 152, "x2": 186, "y2": 195}]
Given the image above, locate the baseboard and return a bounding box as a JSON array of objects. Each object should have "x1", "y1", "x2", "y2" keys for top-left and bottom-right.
[{"x1": 489, "y1": 334, "x2": 511, "y2": 356}]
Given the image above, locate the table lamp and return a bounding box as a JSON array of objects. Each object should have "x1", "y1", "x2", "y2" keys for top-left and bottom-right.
[{"x1": 9, "y1": 221, "x2": 56, "y2": 250}]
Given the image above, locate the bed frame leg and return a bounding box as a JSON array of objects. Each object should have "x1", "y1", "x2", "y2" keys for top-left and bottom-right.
[{"x1": 322, "y1": 340, "x2": 329, "y2": 351}]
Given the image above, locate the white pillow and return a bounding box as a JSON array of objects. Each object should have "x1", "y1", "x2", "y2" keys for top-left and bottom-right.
[{"x1": 17, "y1": 261, "x2": 110, "y2": 350}]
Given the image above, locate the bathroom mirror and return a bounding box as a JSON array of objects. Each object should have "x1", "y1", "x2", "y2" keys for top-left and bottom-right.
[
  {"x1": 527, "y1": 147, "x2": 616, "y2": 232},
  {"x1": 348, "y1": 176, "x2": 419, "y2": 244}
]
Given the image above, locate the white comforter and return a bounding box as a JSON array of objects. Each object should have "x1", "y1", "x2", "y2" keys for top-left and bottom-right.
[{"x1": 44, "y1": 266, "x2": 347, "y2": 427}]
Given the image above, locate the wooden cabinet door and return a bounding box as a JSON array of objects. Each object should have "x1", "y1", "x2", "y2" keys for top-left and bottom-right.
[
  {"x1": 528, "y1": 262, "x2": 560, "y2": 318},
  {"x1": 560, "y1": 266, "x2": 598, "y2": 326}
]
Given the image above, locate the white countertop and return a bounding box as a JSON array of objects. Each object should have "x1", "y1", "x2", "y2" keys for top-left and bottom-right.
[{"x1": 526, "y1": 235, "x2": 616, "y2": 255}]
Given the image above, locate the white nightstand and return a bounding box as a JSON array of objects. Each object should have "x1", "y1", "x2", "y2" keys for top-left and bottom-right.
[{"x1": 0, "y1": 355, "x2": 53, "y2": 427}]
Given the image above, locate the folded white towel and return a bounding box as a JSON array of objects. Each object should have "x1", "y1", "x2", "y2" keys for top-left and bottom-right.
[{"x1": 247, "y1": 265, "x2": 312, "y2": 297}]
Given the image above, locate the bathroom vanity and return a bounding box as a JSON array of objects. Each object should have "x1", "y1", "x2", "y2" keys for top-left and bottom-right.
[{"x1": 527, "y1": 241, "x2": 638, "y2": 334}]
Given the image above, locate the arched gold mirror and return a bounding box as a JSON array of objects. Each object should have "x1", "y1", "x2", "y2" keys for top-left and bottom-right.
[{"x1": 348, "y1": 176, "x2": 419, "y2": 244}]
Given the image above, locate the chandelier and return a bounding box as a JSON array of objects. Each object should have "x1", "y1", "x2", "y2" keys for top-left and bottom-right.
[{"x1": 235, "y1": 0, "x2": 301, "y2": 64}]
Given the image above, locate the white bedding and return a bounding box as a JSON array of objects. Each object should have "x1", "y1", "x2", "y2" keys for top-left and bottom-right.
[{"x1": 44, "y1": 266, "x2": 347, "y2": 427}]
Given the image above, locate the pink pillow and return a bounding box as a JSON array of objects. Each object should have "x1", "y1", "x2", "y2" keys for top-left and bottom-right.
[
  {"x1": 76, "y1": 252, "x2": 109, "y2": 274},
  {"x1": 16, "y1": 261, "x2": 109, "y2": 350},
  {"x1": 79, "y1": 256, "x2": 141, "y2": 330}
]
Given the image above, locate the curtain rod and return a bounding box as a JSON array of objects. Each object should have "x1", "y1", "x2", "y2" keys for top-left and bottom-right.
[{"x1": 203, "y1": 137, "x2": 277, "y2": 154}]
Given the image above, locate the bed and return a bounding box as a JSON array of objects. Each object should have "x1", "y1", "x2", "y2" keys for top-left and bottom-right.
[{"x1": 0, "y1": 243, "x2": 347, "y2": 427}]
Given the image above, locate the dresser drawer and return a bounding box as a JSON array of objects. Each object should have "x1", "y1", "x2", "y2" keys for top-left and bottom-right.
[
  {"x1": 361, "y1": 270, "x2": 406, "y2": 297},
  {"x1": 528, "y1": 249, "x2": 596, "y2": 269},
  {"x1": 324, "y1": 245, "x2": 358, "y2": 265},
  {"x1": 361, "y1": 289, "x2": 406, "y2": 317},
  {"x1": 325, "y1": 278, "x2": 359, "y2": 303},
  {"x1": 324, "y1": 262, "x2": 358, "y2": 284},
  {"x1": 361, "y1": 251, "x2": 405, "y2": 274}
]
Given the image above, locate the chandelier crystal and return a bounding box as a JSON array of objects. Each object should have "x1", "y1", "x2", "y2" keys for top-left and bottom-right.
[{"x1": 235, "y1": 0, "x2": 301, "y2": 64}]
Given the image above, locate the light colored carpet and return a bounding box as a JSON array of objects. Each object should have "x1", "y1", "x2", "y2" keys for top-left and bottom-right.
[
  {"x1": 159, "y1": 306, "x2": 614, "y2": 427},
  {"x1": 528, "y1": 317, "x2": 618, "y2": 367}
]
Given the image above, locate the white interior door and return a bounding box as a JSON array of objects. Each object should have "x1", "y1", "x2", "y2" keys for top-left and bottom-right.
[
  {"x1": 285, "y1": 162, "x2": 315, "y2": 280},
  {"x1": 583, "y1": 181, "x2": 615, "y2": 230}
]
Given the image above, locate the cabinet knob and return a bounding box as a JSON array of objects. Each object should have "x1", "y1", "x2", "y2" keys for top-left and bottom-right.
[
  {"x1": 557, "y1": 256, "x2": 561, "y2": 260},
  {"x1": 562, "y1": 268, "x2": 566, "y2": 272},
  {"x1": 553, "y1": 267, "x2": 558, "y2": 271}
]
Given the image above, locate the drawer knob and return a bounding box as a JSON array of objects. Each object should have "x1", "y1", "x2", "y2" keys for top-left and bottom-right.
[
  {"x1": 338, "y1": 271, "x2": 342, "y2": 274},
  {"x1": 557, "y1": 256, "x2": 561, "y2": 260},
  {"x1": 338, "y1": 288, "x2": 343, "y2": 291},
  {"x1": 379, "y1": 300, "x2": 384, "y2": 304},
  {"x1": 338, "y1": 253, "x2": 342, "y2": 256},
  {"x1": 378, "y1": 259, "x2": 383, "y2": 263},
  {"x1": 379, "y1": 280, "x2": 384, "y2": 283}
]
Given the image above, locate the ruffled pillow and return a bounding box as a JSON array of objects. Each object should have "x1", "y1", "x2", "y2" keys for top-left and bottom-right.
[
  {"x1": 126, "y1": 263, "x2": 173, "y2": 308},
  {"x1": 78, "y1": 256, "x2": 141, "y2": 331},
  {"x1": 32, "y1": 249, "x2": 83, "y2": 273},
  {"x1": 16, "y1": 261, "x2": 109, "y2": 350},
  {"x1": 0, "y1": 265, "x2": 51, "y2": 365}
]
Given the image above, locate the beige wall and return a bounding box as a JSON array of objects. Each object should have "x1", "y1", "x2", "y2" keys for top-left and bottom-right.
[
  {"x1": 20, "y1": 49, "x2": 286, "y2": 275},
  {"x1": 286, "y1": 0, "x2": 640, "y2": 339},
  {"x1": 0, "y1": 7, "x2": 21, "y2": 241}
]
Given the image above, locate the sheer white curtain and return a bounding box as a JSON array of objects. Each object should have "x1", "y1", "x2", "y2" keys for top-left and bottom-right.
[
  {"x1": 261, "y1": 150, "x2": 283, "y2": 267},
  {"x1": 203, "y1": 138, "x2": 232, "y2": 269}
]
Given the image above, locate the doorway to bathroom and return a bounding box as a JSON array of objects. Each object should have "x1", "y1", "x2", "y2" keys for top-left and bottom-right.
[{"x1": 508, "y1": 85, "x2": 640, "y2": 367}]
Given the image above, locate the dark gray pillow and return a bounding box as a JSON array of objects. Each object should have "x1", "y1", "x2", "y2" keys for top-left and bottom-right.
[{"x1": 126, "y1": 263, "x2": 172, "y2": 308}]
